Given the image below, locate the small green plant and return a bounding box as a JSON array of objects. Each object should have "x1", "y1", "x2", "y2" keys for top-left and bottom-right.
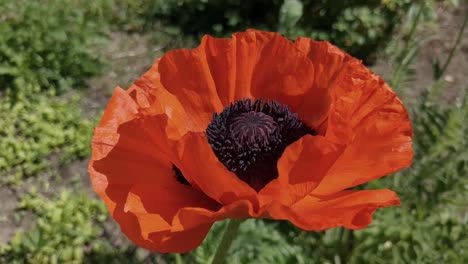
[
  {"x1": 0, "y1": 0, "x2": 108, "y2": 97},
  {"x1": 0, "y1": 93, "x2": 95, "y2": 185},
  {"x1": 351, "y1": 202, "x2": 468, "y2": 263},
  {"x1": 0, "y1": 190, "x2": 109, "y2": 264},
  {"x1": 0, "y1": 189, "x2": 165, "y2": 264}
]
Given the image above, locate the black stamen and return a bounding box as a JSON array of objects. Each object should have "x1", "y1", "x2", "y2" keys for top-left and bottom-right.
[
  {"x1": 206, "y1": 99, "x2": 315, "y2": 191},
  {"x1": 173, "y1": 165, "x2": 190, "y2": 186}
]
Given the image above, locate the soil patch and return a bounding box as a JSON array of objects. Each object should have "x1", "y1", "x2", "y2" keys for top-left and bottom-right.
[
  {"x1": 373, "y1": 3, "x2": 467, "y2": 102},
  {"x1": 83, "y1": 32, "x2": 164, "y2": 116}
]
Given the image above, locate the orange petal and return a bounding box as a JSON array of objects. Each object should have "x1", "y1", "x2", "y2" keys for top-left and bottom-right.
[
  {"x1": 125, "y1": 184, "x2": 219, "y2": 232},
  {"x1": 90, "y1": 129, "x2": 221, "y2": 253},
  {"x1": 89, "y1": 88, "x2": 225, "y2": 253},
  {"x1": 259, "y1": 135, "x2": 344, "y2": 206},
  {"x1": 158, "y1": 48, "x2": 225, "y2": 128},
  {"x1": 313, "y1": 112, "x2": 413, "y2": 195},
  {"x1": 200, "y1": 29, "x2": 315, "y2": 105},
  {"x1": 119, "y1": 193, "x2": 260, "y2": 253},
  {"x1": 118, "y1": 184, "x2": 220, "y2": 253},
  {"x1": 125, "y1": 31, "x2": 287, "y2": 135},
  {"x1": 110, "y1": 203, "x2": 213, "y2": 253},
  {"x1": 196, "y1": 35, "x2": 238, "y2": 104},
  {"x1": 121, "y1": 30, "x2": 320, "y2": 145},
  {"x1": 128, "y1": 60, "x2": 214, "y2": 138},
  {"x1": 244, "y1": 31, "x2": 315, "y2": 108},
  {"x1": 91, "y1": 88, "x2": 138, "y2": 161},
  {"x1": 147, "y1": 30, "x2": 315, "y2": 119},
  {"x1": 97, "y1": 87, "x2": 139, "y2": 129},
  {"x1": 89, "y1": 87, "x2": 140, "y2": 211},
  {"x1": 266, "y1": 189, "x2": 400, "y2": 230},
  {"x1": 294, "y1": 38, "x2": 352, "y2": 130},
  {"x1": 146, "y1": 226, "x2": 214, "y2": 253},
  {"x1": 175, "y1": 132, "x2": 260, "y2": 209},
  {"x1": 312, "y1": 68, "x2": 413, "y2": 195},
  {"x1": 141, "y1": 198, "x2": 260, "y2": 253}
]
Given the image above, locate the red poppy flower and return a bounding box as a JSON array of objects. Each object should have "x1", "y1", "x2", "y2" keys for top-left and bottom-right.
[{"x1": 89, "y1": 29, "x2": 413, "y2": 253}]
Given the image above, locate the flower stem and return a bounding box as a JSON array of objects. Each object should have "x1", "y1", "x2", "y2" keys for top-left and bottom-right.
[{"x1": 210, "y1": 219, "x2": 243, "y2": 264}]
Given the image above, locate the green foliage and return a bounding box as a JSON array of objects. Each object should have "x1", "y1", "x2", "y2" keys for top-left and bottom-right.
[
  {"x1": 104, "y1": 0, "x2": 157, "y2": 32},
  {"x1": 121, "y1": 0, "x2": 413, "y2": 60},
  {"x1": 397, "y1": 93, "x2": 468, "y2": 208},
  {"x1": 186, "y1": 219, "x2": 307, "y2": 264},
  {"x1": 0, "y1": 190, "x2": 109, "y2": 264},
  {"x1": 351, "y1": 205, "x2": 468, "y2": 263},
  {"x1": 0, "y1": 0, "x2": 108, "y2": 97},
  {"x1": 0, "y1": 93, "x2": 95, "y2": 184},
  {"x1": 279, "y1": 0, "x2": 304, "y2": 34},
  {"x1": 385, "y1": 0, "x2": 468, "y2": 210}
]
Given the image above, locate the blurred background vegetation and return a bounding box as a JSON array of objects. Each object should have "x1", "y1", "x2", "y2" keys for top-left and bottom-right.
[{"x1": 0, "y1": 0, "x2": 467, "y2": 263}]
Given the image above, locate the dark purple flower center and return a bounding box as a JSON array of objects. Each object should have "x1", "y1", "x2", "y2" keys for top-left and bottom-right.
[{"x1": 206, "y1": 99, "x2": 315, "y2": 191}]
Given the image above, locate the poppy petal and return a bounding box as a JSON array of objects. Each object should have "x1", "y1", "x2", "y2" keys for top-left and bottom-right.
[
  {"x1": 266, "y1": 189, "x2": 400, "y2": 230},
  {"x1": 175, "y1": 132, "x2": 260, "y2": 209},
  {"x1": 89, "y1": 88, "x2": 226, "y2": 253},
  {"x1": 91, "y1": 129, "x2": 220, "y2": 253},
  {"x1": 110, "y1": 200, "x2": 214, "y2": 253},
  {"x1": 294, "y1": 38, "x2": 352, "y2": 130},
  {"x1": 128, "y1": 60, "x2": 214, "y2": 137},
  {"x1": 259, "y1": 135, "x2": 344, "y2": 206},
  {"x1": 146, "y1": 30, "x2": 316, "y2": 127},
  {"x1": 196, "y1": 35, "x2": 238, "y2": 104},
  {"x1": 119, "y1": 184, "x2": 219, "y2": 253},
  {"x1": 89, "y1": 87, "x2": 140, "y2": 209},
  {"x1": 119, "y1": 194, "x2": 259, "y2": 253},
  {"x1": 158, "y1": 49, "x2": 225, "y2": 129},
  {"x1": 199, "y1": 30, "x2": 316, "y2": 107},
  {"x1": 312, "y1": 65, "x2": 413, "y2": 195},
  {"x1": 126, "y1": 30, "x2": 299, "y2": 135},
  {"x1": 146, "y1": 226, "x2": 214, "y2": 253},
  {"x1": 243, "y1": 31, "x2": 315, "y2": 108}
]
